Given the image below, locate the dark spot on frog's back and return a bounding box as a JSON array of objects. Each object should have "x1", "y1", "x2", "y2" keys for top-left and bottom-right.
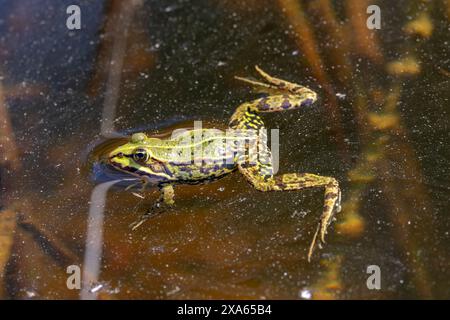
[
  {"x1": 200, "y1": 166, "x2": 210, "y2": 175},
  {"x1": 301, "y1": 98, "x2": 314, "y2": 107},
  {"x1": 281, "y1": 99, "x2": 291, "y2": 109},
  {"x1": 325, "y1": 192, "x2": 338, "y2": 200}
]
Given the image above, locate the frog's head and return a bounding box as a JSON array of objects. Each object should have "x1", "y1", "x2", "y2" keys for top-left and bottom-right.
[{"x1": 108, "y1": 132, "x2": 155, "y2": 173}]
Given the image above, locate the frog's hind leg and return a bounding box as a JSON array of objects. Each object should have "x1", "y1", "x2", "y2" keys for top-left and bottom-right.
[
  {"x1": 234, "y1": 66, "x2": 317, "y2": 111},
  {"x1": 229, "y1": 92, "x2": 316, "y2": 130},
  {"x1": 234, "y1": 75, "x2": 280, "y2": 95},
  {"x1": 253, "y1": 65, "x2": 314, "y2": 96},
  {"x1": 234, "y1": 65, "x2": 308, "y2": 94},
  {"x1": 230, "y1": 68, "x2": 317, "y2": 129},
  {"x1": 238, "y1": 166, "x2": 341, "y2": 262}
]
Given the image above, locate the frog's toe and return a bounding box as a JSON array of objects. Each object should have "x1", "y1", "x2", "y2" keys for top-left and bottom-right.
[
  {"x1": 130, "y1": 218, "x2": 146, "y2": 230},
  {"x1": 320, "y1": 224, "x2": 328, "y2": 244}
]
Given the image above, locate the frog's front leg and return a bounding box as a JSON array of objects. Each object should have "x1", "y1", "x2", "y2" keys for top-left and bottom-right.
[
  {"x1": 129, "y1": 184, "x2": 175, "y2": 230},
  {"x1": 125, "y1": 175, "x2": 152, "y2": 193},
  {"x1": 238, "y1": 166, "x2": 341, "y2": 262}
]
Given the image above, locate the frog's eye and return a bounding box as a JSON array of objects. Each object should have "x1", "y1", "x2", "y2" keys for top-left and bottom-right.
[{"x1": 133, "y1": 148, "x2": 149, "y2": 163}]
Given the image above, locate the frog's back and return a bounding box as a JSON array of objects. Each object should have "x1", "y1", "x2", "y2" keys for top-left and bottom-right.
[{"x1": 151, "y1": 128, "x2": 239, "y2": 183}]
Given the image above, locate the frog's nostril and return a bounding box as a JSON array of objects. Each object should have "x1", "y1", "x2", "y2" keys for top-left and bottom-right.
[{"x1": 111, "y1": 152, "x2": 124, "y2": 159}]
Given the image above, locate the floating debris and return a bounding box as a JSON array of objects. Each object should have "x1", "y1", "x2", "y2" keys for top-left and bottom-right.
[
  {"x1": 386, "y1": 57, "x2": 421, "y2": 76},
  {"x1": 404, "y1": 13, "x2": 434, "y2": 38},
  {"x1": 299, "y1": 288, "x2": 312, "y2": 300}
]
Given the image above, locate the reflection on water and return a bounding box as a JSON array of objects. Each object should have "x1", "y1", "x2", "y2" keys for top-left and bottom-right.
[{"x1": 0, "y1": 0, "x2": 449, "y2": 299}]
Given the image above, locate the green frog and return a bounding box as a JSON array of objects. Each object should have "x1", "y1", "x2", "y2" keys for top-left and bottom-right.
[{"x1": 107, "y1": 66, "x2": 341, "y2": 261}]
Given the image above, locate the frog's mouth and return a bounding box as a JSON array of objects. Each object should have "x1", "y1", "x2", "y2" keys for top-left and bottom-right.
[
  {"x1": 109, "y1": 161, "x2": 139, "y2": 174},
  {"x1": 108, "y1": 154, "x2": 140, "y2": 174},
  {"x1": 108, "y1": 154, "x2": 172, "y2": 182}
]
